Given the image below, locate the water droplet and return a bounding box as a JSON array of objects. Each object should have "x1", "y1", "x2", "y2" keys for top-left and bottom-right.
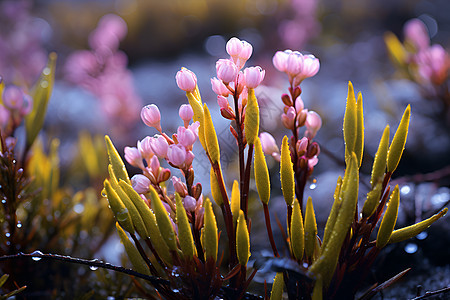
[
  {"x1": 74, "y1": 203, "x2": 84, "y2": 214},
  {"x1": 31, "y1": 250, "x2": 43, "y2": 261},
  {"x1": 116, "y1": 208, "x2": 129, "y2": 222},
  {"x1": 416, "y1": 232, "x2": 428, "y2": 240},
  {"x1": 5, "y1": 232, "x2": 10, "y2": 237},
  {"x1": 43, "y1": 67, "x2": 51, "y2": 75},
  {"x1": 40, "y1": 81, "x2": 49, "y2": 89},
  {"x1": 12, "y1": 159, "x2": 16, "y2": 164},
  {"x1": 89, "y1": 265, "x2": 98, "y2": 271},
  {"x1": 400, "y1": 185, "x2": 411, "y2": 195},
  {"x1": 309, "y1": 183, "x2": 317, "y2": 190},
  {"x1": 1, "y1": 199, "x2": 6, "y2": 204},
  {"x1": 404, "y1": 243, "x2": 418, "y2": 254},
  {"x1": 17, "y1": 222, "x2": 22, "y2": 228}
]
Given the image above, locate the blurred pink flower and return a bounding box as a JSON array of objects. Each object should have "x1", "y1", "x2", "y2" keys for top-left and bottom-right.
[{"x1": 404, "y1": 19, "x2": 429, "y2": 52}]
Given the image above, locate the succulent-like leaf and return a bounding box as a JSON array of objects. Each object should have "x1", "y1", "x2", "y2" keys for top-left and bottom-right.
[
  {"x1": 176, "y1": 193, "x2": 197, "y2": 259},
  {"x1": 149, "y1": 186, "x2": 177, "y2": 251},
  {"x1": 25, "y1": 52, "x2": 57, "y2": 149},
  {"x1": 254, "y1": 137, "x2": 271, "y2": 205},
  {"x1": 103, "y1": 179, "x2": 134, "y2": 233},
  {"x1": 370, "y1": 125, "x2": 390, "y2": 187},
  {"x1": 343, "y1": 82, "x2": 357, "y2": 162},
  {"x1": 203, "y1": 198, "x2": 218, "y2": 261},
  {"x1": 236, "y1": 210, "x2": 250, "y2": 266},
  {"x1": 270, "y1": 273, "x2": 284, "y2": 300},
  {"x1": 203, "y1": 104, "x2": 220, "y2": 163},
  {"x1": 322, "y1": 176, "x2": 343, "y2": 250},
  {"x1": 389, "y1": 207, "x2": 448, "y2": 244},
  {"x1": 312, "y1": 276, "x2": 323, "y2": 300},
  {"x1": 387, "y1": 105, "x2": 410, "y2": 173},
  {"x1": 116, "y1": 222, "x2": 151, "y2": 275},
  {"x1": 376, "y1": 185, "x2": 400, "y2": 248},
  {"x1": 362, "y1": 181, "x2": 382, "y2": 219},
  {"x1": 384, "y1": 32, "x2": 407, "y2": 66},
  {"x1": 280, "y1": 136, "x2": 295, "y2": 206},
  {"x1": 355, "y1": 92, "x2": 365, "y2": 167},
  {"x1": 309, "y1": 153, "x2": 358, "y2": 284},
  {"x1": 244, "y1": 88, "x2": 260, "y2": 145},
  {"x1": 210, "y1": 166, "x2": 224, "y2": 206},
  {"x1": 290, "y1": 200, "x2": 305, "y2": 261},
  {"x1": 105, "y1": 135, "x2": 130, "y2": 184},
  {"x1": 304, "y1": 197, "x2": 318, "y2": 260},
  {"x1": 231, "y1": 180, "x2": 240, "y2": 226}
]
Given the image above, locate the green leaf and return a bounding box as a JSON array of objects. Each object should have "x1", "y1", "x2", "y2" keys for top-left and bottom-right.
[
  {"x1": 254, "y1": 137, "x2": 271, "y2": 205},
  {"x1": 370, "y1": 125, "x2": 390, "y2": 187},
  {"x1": 376, "y1": 185, "x2": 400, "y2": 248},
  {"x1": 387, "y1": 105, "x2": 411, "y2": 173},
  {"x1": 105, "y1": 135, "x2": 130, "y2": 184},
  {"x1": 149, "y1": 186, "x2": 177, "y2": 251},
  {"x1": 280, "y1": 136, "x2": 295, "y2": 206},
  {"x1": 203, "y1": 198, "x2": 218, "y2": 261},
  {"x1": 343, "y1": 82, "x2": 357, "y2": 162},
  {"x1": 290, "y1": 200, "x2": 305, "y2": 261},
  {"x1": 304, "y1": 197, "x2": 318, "y2": 260},
  {"x1": 116, "y1": 222, "x2": 151, "y2": 275},
  {"x1": 176, "y1": 193, "x2": 196, "y2": 259},
  {"x1": 203, "y1": 104, "x2": 220, "y2": 163},
  {"x1": 270, "y1": 273, "x2": 284, "y2": 300},
  {"x1": 236, "y1": 210, "x2": 250, "y2": 266},
  {"x1": 244, "y1": 88, "x2": 260, "y2": 145},
  {"x1": 103, "y1": 179, "x2": 134, "y2": 234}
]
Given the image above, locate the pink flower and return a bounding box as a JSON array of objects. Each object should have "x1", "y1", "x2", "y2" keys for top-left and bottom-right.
[
  {"x1": 171, "y1": 176, "x2": 187, "y2": 197},
  {"x1": 404, "y1": 19, "x2": 429, "y2": 52},
  {"x1": 305, "y1": 111, "x2": 322, "y2": 139},
  {"x1": 273, "y1": 50, "x2": 289, "y2": 72},
  {"x1": 131, "y1": 174, "x2": 151, "y2": 194},
  {"x1": 124, "y1": 146, "x2": 145, "y2": 169},
  {"x1": 176, "y1": 67, "x2": 197, "y2": 92},
  {"x1": 0, "y1": 105, "x2": 10, "y2": 129},
  {"x1": 259, "y1": 132, "x2": 280, "y2": 156},
  {"x1": 295, "y1": 97, "x2": 304, "y2": 112},
  {"x1": 167, "y1": 144, "x2": 186, "y2": 167},
  {"x1": 226, "y1": 37, "x2": 253, "y2": 69},
  {"x1": 150, "y1": 135, "x2": 169, "y2": 158},
  {"x1": 149, "y1": 156, "x2": 160, "y2": 174},
  {"x1": 177, "y1": 126, "x2": 197, "y2": 148},
  {"x1": 137, "y1": 136, "x2": 154, "y2": 163},
  {"x1": 243, "y1": 66, "x2": 265, "y2": 89},
  {"x1": 211, "y1": 77, "x2": 231, "y2": 96},
  {"x1": 217, "y1": 96, "x2": 230, "y2": 110},
  {"x1": 178, "y1": 104, "x2": 194, "y2": 124},
  {"x1": 297, "y1": 137, "x2": 309, "y2": 156},
  {"x1": 216, "y1": 59, "x2": 238, "y2": 83},
  {"x1": 141, "y1": 104, "x2": 162, "y2": 132},
  {"x1": 89, "y1": 14, "x2": 127, "y2": 52},
  {"x1": 3, "y1": 86, "x2": 24, "y2": 110},
  {"x1": 416, "y1": 44, "x2": 449, "y2": 85},
  {"x1": 308, "y1": 156, "x2": 319, "y2": 170},
  {"x1": 293, "y1": 54, "x2": 320, "y2": 86}
]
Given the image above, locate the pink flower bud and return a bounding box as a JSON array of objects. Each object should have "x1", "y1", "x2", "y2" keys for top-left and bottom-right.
[
  {"x1": 243, "y1": 66, "x2": 265, "y2": 89},
  {"x1": 183, "y1": 195, "x2": 197, "y2": 212},
  {"x1": 211, "y1": 77, "x2": 231, "y2": 97},
  {"x1": 185, "y1": 150, "x2": 195, "y2": 166},
  {"x1": 416, "y1": 44, "x2": 449, "y2": 85},
  {"x1": 149, "y1": 156, "x2": 160, "y2": 173},
  {"x1": 226, "y1": 37, "x2": 244, "y2": 57},
  {"x1": 217, "y1": 96, "x2": 229, "y2": 110},
  {"x1": 137, "y1": 136, "x2": 154, "y2": 163},
  {"x1": 0, "y1": 105, "x2": 10, "y2": 129},
  {"x1": 188, "y1": 122, "x2": 200, "y2": 138},
  {"x1": 177, "y1": 126, "x2": 196, "y2": 148},
  {"x1": 273, "y1": 50, "x2": 289, "y2": 72},
  {"x1": 176, "y1": 67, "x2": 197, "y2": 92},
  {"x1": 158, "y1": 168, "x2": 171, "y2": 183},
  {"x1": 308, "y1": 156, "x2": 319, "y2": 170},
  {"x1": 296, "y1": 137, "x2": 309, "y2": 156},
  {"x1": 167, "y1": 144, "x2": 187, "y2": 167},
  {"x1": 141, "y1": 104, "x2": 162, "y2": 132},
  {"x1": 295, "y1": 97, "x2": 304, "y2": 112},
  {"x1": 216, "y1": 59, "x2": 238, "y2": 83},
  {"x1": 236, "y1": 40, "x2": 253, "y2": 69},
  {"x1": 305, "y1": 110, "x2": 322, "y2": 139},
  {"x1": 286, "y1": 51, "x2": 304, "y2": 77},
  {"x1": 89, "y1": 14, "x2": 127, "y2": 51},
  {"x1": 259, "y1": 132, "x2": 279, "y2": 156},
  {"x1": 293, "y1": 54, "x2": 320, "y2": 86},
  {"x1": 150, "y1": 135, "x2": 169, "y2": 158},
  {"x1": 178, "y1": 104, "x2": 194, "y2": 123},
  {"x1": 3, "y1": 86, "x2": 24, "y2": 110},
  {"x1": 131, "y1": 174, "x2": 151, "y2": 194},
  {"x1": 404, "y1": 19, "x2": 429, "y2": 52},
  {"x1": 282, "y1": 106, "x2": 296, "y2": 129},
  {"x1": 171, "y1": 176, "x2": 187, "y2": 197},
  {"x1": 124, "y1": 146, "x2": 145, "y2": 169}
]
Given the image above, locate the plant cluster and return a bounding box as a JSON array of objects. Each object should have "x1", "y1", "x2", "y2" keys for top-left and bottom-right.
[{"x1": 102, "y1": 37, "x2": 447, "y2": 299}]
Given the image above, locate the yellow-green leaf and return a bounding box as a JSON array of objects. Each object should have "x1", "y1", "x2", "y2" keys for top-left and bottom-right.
[
  {"x1": 103, "y1": 179, "x2": 134, "y2": 234},
  {"x1": 290, "y1": 200, "x2": 304, "y2": 261},
  {"x1": 387, "y1": 105, "x2": 411, "y2": 173},
  {"x1": 304, "y1": 197, "x2": 318, "y2": 260},
  {"x1": 203, "y1": 104, "x2": 220, "y2": 163},
  {"x1": 176, "y1": 193, "x2": 196, "y2": 259},
  {"x1": 355, "y1": 92, "x2": 364, "y2": 168},
  {"x1": 149, "y1": 186, "x2": 177, "y2": 251},
  {"x1": 231, "y1": 180, "x2": 240, "y2": 227},
  {"x1": 384, "y1": 32, "x2": 407, "y2": 67},
  {"x1": 210, "y1": 166, "x2": 224, "y2": 206},
  {"x1": 254, "y1": 137, "x2": 270, "y2": 205},
  {"x1": 186, "y1": 91, "x2": 206, "y2": 148},
  {"x1": 376, "y1": 185, "x2": 400, "y2": 248},
  {"x1": 270, "y1": 273, "x2": 284, "y2": 300},
  {"x1": 244, "y1": 88, "x2": 260, "y2": 145},
  {"x1": 280, "y1": 136, "x2": 295, "y2": 206},
  {"x1": 322, "y1": 176, "x2": 343, "y2": 250},
  {"x1": 389, "y1": 207, "x2": 447, "y2": 244},
  {"x1": 343, "y1": 82, "x2": 357, "y2": 162},
  {"x1": 362, "y1": 182, "x2": 382, "y2": 219},
  {"x1": 105, "y1": 135, "x2": 130, "y2": 184},
  {"x1": 116, "y1": 222, "x2": 150, "y2": 275},
  {"x1": 203, "y1": 198, "x2": 218, "y2": 261},
  {"x1": 236, "y1": 210, "x2": 250, "y2": 266},
  {"x1": 370, "y1": 125, "x2": 390, "y2": 187}
]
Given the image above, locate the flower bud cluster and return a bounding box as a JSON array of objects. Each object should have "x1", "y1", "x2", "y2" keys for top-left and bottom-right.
[{"x1": 273, "y1": 50, "x2": 320, "y2": 87}]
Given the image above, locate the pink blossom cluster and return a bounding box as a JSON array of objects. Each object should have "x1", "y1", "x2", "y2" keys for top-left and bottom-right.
[
  {"x1": 403, "y1": 18, "x2": 449, "y2": 86},
  {"x1": 0, "y1": 83, "x2": 33, "y2": 136},
  {"x1": 259, "y1": 48, "x2": 321, "y2": 174},
  {"x1": 125, "y1": 103, "x2": 203, "y2": 214},
  {"x1": 64, "y1": 14, "x2": 141, "y2": 126},
  {"x1": 0, "y1": 0, "x2": 47, "y2": 87}
]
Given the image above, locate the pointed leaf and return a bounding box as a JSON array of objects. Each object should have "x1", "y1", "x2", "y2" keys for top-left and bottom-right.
[
  {"x1": 304, "y1": 197, "x2": 318, "y2": 260},
  {"x1": 236, "y1": 210, "x2": 250, "y2": 266},
  {"x1": 376, "y1": 185, "x2": 400, "y2": 248},
  {"x1": 105, "y1": 135, "x2": 130, "y2": 184},
  {"x1": 290, "y1": 200, "x2": 304, "y2": 261},
  {"x1": 362, "y1": 182, "x2": 382, "y2": 219},
  {"x1": 149, "y1": 186, "x2": 177, "y2": 251},
  {"x1": 116, "y1": 222, "x2": 151, "y2": 275},
  {"x1": 210, "y1": 166, "x2": 224, "y2": 206},
  {"x1": 103, "y1": 179, "x2": 134, "y2": 233},
  {"x1": 254, "y1": 137, "x2": 271, "y2": 205},
  {"x1": 203, "y1": 104, "x2": 220, "y2": 163},
  {"x1": 370, "y1": 125, "x2": 390, "y2": 187},
  {"x1": 176, "y1": 194, "x2": 196, "y2": 259},
  {"x1": 355, "y1": 92, "x2": 364, "y2": 167},
  {"x1": 203, "y1": 198, "x2": 218, "y2": 261},
  {"x1": 343, "y1": 82, "x2": 357, "y2": 162},
  {"x1": 270, "y1": 273, "x2": 284, "y2": 300},
  {"x1": 387, "y1": 105, "x2": 410, "y2": 173},
  {"x1": 280, "y1": 136, "x2": 295, "y2": 206},
  {"x1": 231, "y1": 180, "x2": 240, "y2": 226},
  {"x1": 322, "y1": 176, "x2": 343, "y2": 250},
  {"x1": 244, "y1": 88, "x2": 260, "y2": 145}
]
